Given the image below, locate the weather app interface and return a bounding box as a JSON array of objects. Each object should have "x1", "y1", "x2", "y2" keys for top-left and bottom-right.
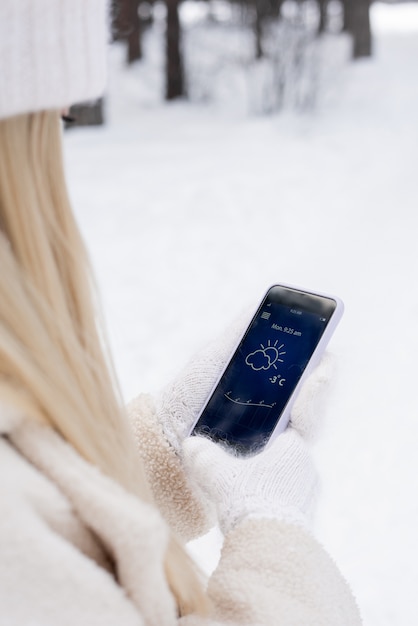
[{"x1": 193, "y1": 294, "x2": 331, "y2": 452}]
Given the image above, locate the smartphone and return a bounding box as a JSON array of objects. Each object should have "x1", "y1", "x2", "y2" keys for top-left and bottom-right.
[{"x1": 190, "y1": 284, "x2": 343, "y2": 455}]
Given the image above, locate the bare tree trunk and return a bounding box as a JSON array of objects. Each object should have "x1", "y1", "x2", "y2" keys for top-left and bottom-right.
[
  {"x1": 113, "y1": 0, "x2": 142, "y2": 63},
  {"x1": 317, "y1": 0, "x2": 328, "y2": 34},
  {"x1": 113, "y1": 0, "x2": 128, "y2": 41},
  {"x1": 253, "y1": 0, "x2": 279, "y2": 60},
  {"x1": 165, "y1": 0, "x2": 184, "y2": 100},
  {"x1": 255, "y1": 2, "x2": 263, "y2": 59},
  {"x1": 126, "y1": 0, "x2": 142, "y2": 63},
  {"x1": 342, "y1": 0, "x2": 372, "y2": 58}
]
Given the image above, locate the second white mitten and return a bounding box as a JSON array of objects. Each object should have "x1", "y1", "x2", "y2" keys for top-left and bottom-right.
[{"x1": 182, "y1": 427, "x2": 318, "y2": 535}]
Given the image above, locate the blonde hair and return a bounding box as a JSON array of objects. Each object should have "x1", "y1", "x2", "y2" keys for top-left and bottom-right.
[{"x1": 0, "y1": 110, "x2": 207, "y2": 616}]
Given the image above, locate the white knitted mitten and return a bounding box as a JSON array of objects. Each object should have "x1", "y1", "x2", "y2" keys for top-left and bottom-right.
[
  {"x1": 156, "y1": 310, "x2": 251, "y2": 453},
  {"x1": 182, "y1": 355, "x2": 334, "y2": 534},
  {"x1": 182, "y1": 428, "x2": 317, "y2": 534}
]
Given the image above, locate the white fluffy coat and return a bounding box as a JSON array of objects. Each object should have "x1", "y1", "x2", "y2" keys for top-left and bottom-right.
[{"x1": 0, "y1": 399, "x2": 362, "y2": 625}]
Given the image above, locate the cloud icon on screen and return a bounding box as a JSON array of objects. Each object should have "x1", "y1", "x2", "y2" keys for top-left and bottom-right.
[
  {"x1": 245, "y1": 341, "x2": 286, "y2": 372},
  {"x1": 245, "y1": 349, "x2": 271, "y2": 371}
]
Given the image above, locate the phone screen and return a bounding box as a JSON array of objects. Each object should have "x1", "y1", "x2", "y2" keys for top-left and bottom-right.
[{"x1": 191, "y1": 286, "x2": 337, "y2": 453}]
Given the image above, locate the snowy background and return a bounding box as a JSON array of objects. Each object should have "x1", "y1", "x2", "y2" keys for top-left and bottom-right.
[{"x1": 64, "y1": 3, "x2": 418, "y2": 624}]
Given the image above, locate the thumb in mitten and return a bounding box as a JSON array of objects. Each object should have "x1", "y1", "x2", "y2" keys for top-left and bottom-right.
[{"x1": 290, "y1": 352, "x2": 335, "y2": 441}]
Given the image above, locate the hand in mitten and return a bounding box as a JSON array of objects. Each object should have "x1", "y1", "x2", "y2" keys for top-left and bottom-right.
[
  {"x1": 156, "y1": 309, "x2": 251, "y2": 453},
  {"x1": 182, "y1": 355, "x2": 334, "y2": 534},
  {"x1": 182, "y1": 429, "x2": 316, "y2": 534}
]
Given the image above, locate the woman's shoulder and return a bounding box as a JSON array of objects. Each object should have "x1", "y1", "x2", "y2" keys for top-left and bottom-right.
[
  {"x1": 0, "y1": 426, "x2": 110, "y2": 565},
  {"x1": 0, "y1": 406, "x2": 72, "y2": 521},
  {"x1": 0, "y1": 401, "x2": 25, "y2": 434},
  {"x1": 0, "y1": 412, "x2": 56, "y2": 508},
  {"x1": 0, "y1": 432, "x2": 145, "y2": 625},
  {"x1": 0, "y1": 417, "x2": 153, "y2": 625}
]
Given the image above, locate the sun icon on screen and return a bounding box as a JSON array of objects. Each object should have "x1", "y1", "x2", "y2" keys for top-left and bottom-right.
[{"x1": 245, "y1": 340, "x2": 286, "y2": 372}]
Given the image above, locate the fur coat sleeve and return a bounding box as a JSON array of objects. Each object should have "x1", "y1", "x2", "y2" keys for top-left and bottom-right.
[{"x1": 127, "y1": 393, "x2": 216, "y2": 541}]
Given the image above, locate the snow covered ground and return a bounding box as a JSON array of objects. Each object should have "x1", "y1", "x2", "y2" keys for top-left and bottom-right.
[{"x1": 64, "y1": 3, "x2": 418, "y2": 624}]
